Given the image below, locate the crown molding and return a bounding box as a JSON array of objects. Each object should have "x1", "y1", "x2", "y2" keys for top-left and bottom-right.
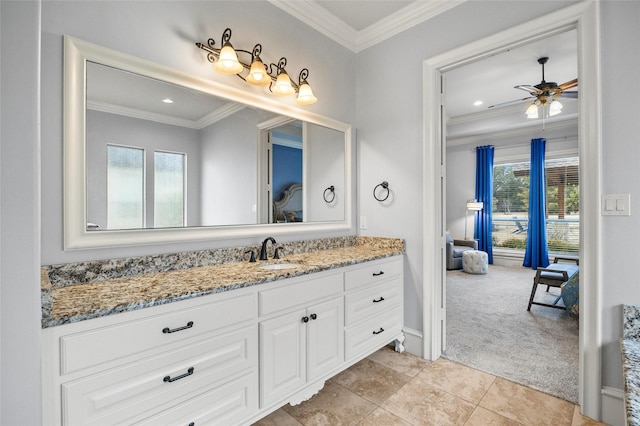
[
  {"x1": 447, "y1": 115, "x2": 578, "y2": 147},
  {"x1": 87, "y1": 100, "x2": 200, "y2": 129},
  {"x1": 268, "y1": 0, "x2": 358, "y2": 51},
  {"x1": 268, "y1": 0, "x2": 466, "y2": 53},
  {"x1": 356, "y1": 1, "x2": 466, "y2": 52}
]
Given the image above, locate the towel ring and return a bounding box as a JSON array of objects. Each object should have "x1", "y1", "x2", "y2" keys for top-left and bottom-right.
[
  {"x1": 323, "y1": 186, "x2": 335, "y2": 203},
  {"x1": 373, "y1": 181, "x2": 390, "y2": 202}
]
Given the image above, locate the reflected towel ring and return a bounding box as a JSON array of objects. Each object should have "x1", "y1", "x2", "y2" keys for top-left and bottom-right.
[
  {"x1": 373, "y1": 181, "x2": 390, "y2": 202},
  {"x1": 323, "y1": 185, "x2": 335, "y2": 203}
]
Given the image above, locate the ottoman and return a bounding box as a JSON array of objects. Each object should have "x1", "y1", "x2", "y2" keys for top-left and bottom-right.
[{"x1": 462, "y1": 250, "x2": 488, "y2": 274}]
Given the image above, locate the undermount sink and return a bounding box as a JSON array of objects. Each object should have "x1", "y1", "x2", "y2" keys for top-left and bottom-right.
[{"x1": 258, "y1": 263, "x2": 303, "y2": 270}]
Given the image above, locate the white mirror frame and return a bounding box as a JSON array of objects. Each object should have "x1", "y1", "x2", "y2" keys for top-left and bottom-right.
[{"x1": 64, "y1": 35, "x2": 353, "y2": 250}]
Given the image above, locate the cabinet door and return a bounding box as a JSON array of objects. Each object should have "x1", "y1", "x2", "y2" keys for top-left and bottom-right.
[
  {"x1": 259, "y1": 309, "x2": 306, "y2": 408},
  {"x1": 306, "y1": 298, "x2": 344, "y2": 381}
]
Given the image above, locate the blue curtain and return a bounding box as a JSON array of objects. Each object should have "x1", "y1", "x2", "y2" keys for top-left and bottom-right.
[
  {"x1": 523, "y1": 138, "x2": 550, "y2": 269},
  {"x1": 474, "y1": 145, "x2": 494, "y2": 264}
]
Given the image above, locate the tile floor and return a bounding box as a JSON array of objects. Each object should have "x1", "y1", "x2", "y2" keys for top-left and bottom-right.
[{"x1": 253, "y1": 346, "x2": 605, "y2": 426}]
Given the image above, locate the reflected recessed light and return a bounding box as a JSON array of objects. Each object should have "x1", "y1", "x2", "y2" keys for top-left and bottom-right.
[
  {"x1": 473, "y1": 100, "x2": 483, "y2": 106},
  {"x1": 162, "y1": 98, "x2": 174, "y2": 104}
]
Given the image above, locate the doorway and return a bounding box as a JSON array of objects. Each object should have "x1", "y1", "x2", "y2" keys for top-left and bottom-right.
[{"x1": 422, "y1": 2, "x2": 602, "y2": 419}]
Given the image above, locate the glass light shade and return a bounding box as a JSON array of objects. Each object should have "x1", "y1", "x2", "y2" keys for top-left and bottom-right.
[
  {"x1": 296, "y1": 82, "x2": 317, "y2": 105},
  {"x1": 272, "y1": 72, "x2": 295, "y2": 96},
  {"x1": 526, "y1": 102, "x2": 539, "y2": 119},
  {"x1": 215, "y1": 44, "x2": 243, "y2": 74},
  {"x1": 549, "y1": 100, "x2": 563, "y2": 117},
  {"x1": 246, "y1": 59, "x2": 270, "y2": 85}
]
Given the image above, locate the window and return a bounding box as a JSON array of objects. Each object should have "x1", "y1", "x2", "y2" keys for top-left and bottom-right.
[
  {"x1": 107, "y1": 145, "x2": 144, "y2": 229},
  {"x1": 154, "y1": 151, "x2": 185, "y2": 228},
  {"x1": 107, "y1": 145, "x2": 186, "y2": 229},
  {"x1": 492, "y1": 156, "x2": 579, "y2": 255}
]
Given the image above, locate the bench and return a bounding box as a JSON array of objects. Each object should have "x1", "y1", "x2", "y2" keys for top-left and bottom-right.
[{"x1": 527, "y1": 256, "x2": 579, "y2": 311}]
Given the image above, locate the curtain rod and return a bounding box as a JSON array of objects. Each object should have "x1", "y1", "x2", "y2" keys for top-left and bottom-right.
[{"x1": 471, "y1": 135, "x2": 578, "y2": 152}]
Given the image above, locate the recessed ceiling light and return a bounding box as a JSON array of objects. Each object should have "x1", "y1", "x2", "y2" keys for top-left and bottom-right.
[
  {"x1": 162, "y1": 98, "x2": 174, "y2": 104},
  {"x1": 473, "y1": 100, "x2": 483, "y2": 106}
]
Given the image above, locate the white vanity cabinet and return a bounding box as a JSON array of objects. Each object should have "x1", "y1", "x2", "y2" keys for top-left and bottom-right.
[
  {"x1": 42, "y1": 288, "x2": 259, "y2": 426},
  {"x1": 344, "y1": 257, "x2": 404, "y2": 360},
  {"x1": 258, "y1": 271, "x2": 344, "y2": 408},
  {"x1": 42, "y1": 255, "x2": 405, "y2": 426}
]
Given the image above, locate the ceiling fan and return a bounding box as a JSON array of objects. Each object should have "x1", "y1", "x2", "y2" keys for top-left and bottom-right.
[{"x1": 489, "y1": 57, "x2": 578, "y2": 118}]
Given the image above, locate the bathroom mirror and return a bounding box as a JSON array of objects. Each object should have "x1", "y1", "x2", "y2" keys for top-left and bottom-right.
[{"x1": 64, "y1": 36, "x2": 352, "y2": 249}]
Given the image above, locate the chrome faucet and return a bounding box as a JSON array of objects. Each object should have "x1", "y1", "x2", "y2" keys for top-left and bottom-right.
[{"x1": 259, "y1": 237, "x2": 276, "y2": 261}]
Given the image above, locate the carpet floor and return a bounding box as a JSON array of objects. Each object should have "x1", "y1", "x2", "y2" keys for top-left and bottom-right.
[{"x1": 442, "y1": 265, "x2": 579, "y2": 403}]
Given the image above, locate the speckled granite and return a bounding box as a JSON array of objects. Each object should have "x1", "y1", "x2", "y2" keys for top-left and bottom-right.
[
  {"x1": 622, "y1": 304, "x2": 640, "y2": 426},
  {"x1": 41, "y1": 236, "x2": 404, "y2": 328}
]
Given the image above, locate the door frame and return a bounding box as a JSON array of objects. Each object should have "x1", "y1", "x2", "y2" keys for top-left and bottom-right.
[{"x1": 422, "y1": 1, "x2": 601, "y2": 419}]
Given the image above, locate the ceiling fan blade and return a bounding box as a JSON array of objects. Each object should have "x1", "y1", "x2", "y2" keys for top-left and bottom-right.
[
  {"x1": 514, "y1": 85, "x2": 541, "y2": 95},
  {"x1": 560, "y1": 91, "x2": 578, "y2": 99},
  {"x1": 488, "y1": 96, "x2": 534, "y2": 109},
  {"x1": 558, "y1": 78, "x2": 578, "y2": 90}
]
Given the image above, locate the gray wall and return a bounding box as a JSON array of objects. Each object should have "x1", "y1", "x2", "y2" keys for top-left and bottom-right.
[
  {"x1": 40, "y1": 0, "x2": 356, "y2": 264},
  {"x1": 600, "y1": 0, "x2": 640, "y2": 391},
  {"x1": 356, "y1": 0, "x2": 576, "y2": 334},
  {"x1": 1, "y1": 2, "x2": 42, "y2": 425}
]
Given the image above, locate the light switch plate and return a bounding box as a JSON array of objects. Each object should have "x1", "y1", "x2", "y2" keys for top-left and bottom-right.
[{"x1": 602, "y1": 194, "x2": 631, "y2": 216}]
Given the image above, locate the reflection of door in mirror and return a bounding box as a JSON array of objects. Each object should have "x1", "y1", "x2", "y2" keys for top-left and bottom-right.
[{"x1": 271, "y1": 123, "x2": 303, "y2": 223}]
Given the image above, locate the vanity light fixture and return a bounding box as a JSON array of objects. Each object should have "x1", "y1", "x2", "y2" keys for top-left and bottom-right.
[{"x1": 196, "y1": 28, "x2": 317, "y2": 105}]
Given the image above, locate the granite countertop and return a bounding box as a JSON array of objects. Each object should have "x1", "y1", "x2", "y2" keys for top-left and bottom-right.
[
  {"x1": 622, "y1": 304, "x2": 640, "y2": 426},
  {"x1": 41, "y1": 237, "x2": 404, "y2": 328}
]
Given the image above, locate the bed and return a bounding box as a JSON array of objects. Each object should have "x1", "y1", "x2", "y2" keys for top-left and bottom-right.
[{"x1": 273, "y1": 183, "x2": 303, "y2": 223}]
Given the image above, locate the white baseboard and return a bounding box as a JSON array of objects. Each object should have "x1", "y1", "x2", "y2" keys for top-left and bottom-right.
[
  {"x1": 601, "y1": 386, "x2": 625, "y2": 426},
  {"x1": 401, "y1": 327, "x2": 423, "y2": 358}
]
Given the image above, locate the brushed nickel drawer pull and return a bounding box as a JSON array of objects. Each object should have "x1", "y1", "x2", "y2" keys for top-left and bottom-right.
[
  {"x1": 162, "y1": 321, "x2": 194, "y2": 334},
  {"x1": 373, "y1": 297, "x2": 385, "y2": 303},
  {"x1": 163, "y1": 367, "x2": 194, "y2": 383},
  {"x1": 373, "y1": 327, "x2": 384, "y2": 335},
  {"x1": 372, "y1": 271, "x2": 385, "y2": 276}
]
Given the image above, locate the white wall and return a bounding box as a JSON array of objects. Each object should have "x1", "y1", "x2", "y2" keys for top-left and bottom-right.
[
  {"x1": 0, "y1": 1, "x2": 42, "y2": 424},
  {"x1": 40, "y1": 0, "x2": 356, "y2": 264},
  {"x1": 600, "y1": 0, "x2": 640, "y2": 392},
  {"x1": 356, "y1": 0, "x2": 575, "y2": 334}
]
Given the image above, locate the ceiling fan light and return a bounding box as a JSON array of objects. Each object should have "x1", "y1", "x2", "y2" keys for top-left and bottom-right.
[
  {"x1": 215, "y1": 43, "x2": 243, "y2": 74},
  {"x1": 549, "y1": 100, "x2": 563, "y2": 117},
  {"x1": 272, "y1": 71, "x2": 295, "y2": 96},
  {"x1": 525, "y1": 103, "x2": 538, "y2": 119}
]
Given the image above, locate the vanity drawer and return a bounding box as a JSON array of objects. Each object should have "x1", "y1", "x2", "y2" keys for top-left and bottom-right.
[
  {"x1": 259, "y1": 272, "x2": 343, "y2": 317},
  {"x1": 345, "y1": 308, "x2": 402, "y2": 361},
  {"x1": 133, "y1": 372, "x2": 256, "y2": 426},
  {"x1": 60, "y1": 292, "x2": 255, "y2": 375},
  {"x1": 62, "y1": 326, "x2": 256, "y2": 426},
  {"x1": 344, "y1": 257, "x2": 403, "y2": 292},
  {"x1": 344, "y1": 278, "x2": 402, "y2": 326}
]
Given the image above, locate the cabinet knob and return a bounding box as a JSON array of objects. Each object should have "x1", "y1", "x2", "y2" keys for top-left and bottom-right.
[
  {"x1": 373, "y1": 327, "x2": 385, "y2": 335},
  {"x1": 188, "y1": 423, "x2": 195, "y2": 426},
  {"x1": 372, "y1": 271, "x2": 385, "y2": 276},
  {"x1": 302, "y1": 316, "x2": 309, "y2": 323},
  {"x1": 310, "y1": 313, "x2": 317, "y2": 320},
  {"x1": 372, "y1": 297, "x2": 385, "y2": 303}
]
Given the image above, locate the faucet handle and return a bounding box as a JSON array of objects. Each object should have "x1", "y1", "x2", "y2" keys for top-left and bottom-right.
[
  {"x1": 245, "y1": 250, "x2": 256, "y2": 263},
  {"x1": 274, "y1": 247, "x2": 285, "y2": 259}
]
